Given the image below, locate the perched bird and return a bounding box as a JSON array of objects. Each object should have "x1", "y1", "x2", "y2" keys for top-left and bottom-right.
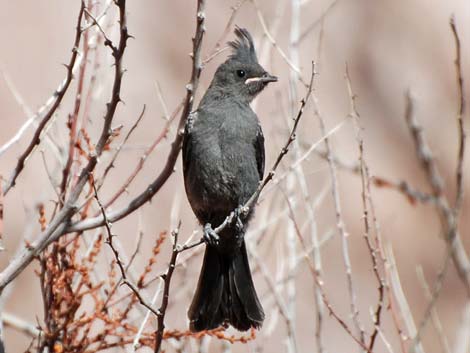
[{"x1": 182, "y1": 27, "x2": 277, "y2": 332}]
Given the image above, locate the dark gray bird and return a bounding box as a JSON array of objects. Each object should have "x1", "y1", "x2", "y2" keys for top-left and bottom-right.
[{"x1": 182, "y1": 27, "x2": 277, "y2": 332}]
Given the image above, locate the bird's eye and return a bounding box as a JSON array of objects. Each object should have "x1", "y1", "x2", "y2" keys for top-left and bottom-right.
[{"x1": 236, "y1": 69, "x2": 246, "y2": 78}]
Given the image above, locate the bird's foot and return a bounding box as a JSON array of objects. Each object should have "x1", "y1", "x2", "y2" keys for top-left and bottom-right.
[
  {"x1": 203, "y1": 223, "x2": 219, "y2": 247},
  {"x1": 233, "y1": 206, "x2": 246, "y2": 232}
]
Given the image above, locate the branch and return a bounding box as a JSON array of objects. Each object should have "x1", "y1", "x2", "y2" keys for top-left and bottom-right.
[
  {"x1": 0, "y1": 69, "x2": 61, "y2": 161},
  {"x1": 154, "y1": 225, "x2": 181, "y2": 353},
  {"x1": 176, "y1": 63, "x2": 316, "y2": 254},
  {"x1": 59, "y1": 17, "x2": 93, "y2": 204},
  {"x1": 0, "y1": 0, "x2": 130, "y2": 293},
  {"x1": 91, "y1": 175, "x2": 161, "y2": 317},
  {"x1": 96, "y1": 104, "x2": 147, "y2": 193},
  {"x1": 314, "y1": 64, "x2": 365, "y2": 343},
  {"x1": 66, "y1": 0, "x2": 206, "y2": 233},
  {"x1": 98, "y1": 101, "x2": 182, "y2": 211},
  {"x1": 188, "y1": 63, "x2": 316, "y2": 244},
  {"x1": 345, "y1": 65, "x2": 386, "y2": 352},
  {"x1": 404, "y1": 92, "x2": 470, "y2": 297},
  {"x1": 2, "y1": 312, "x2": 40, "y2": 338},
  {"x1": 313, "y1": 147, "x2": 437, "y2": 205},
  {"x1": 170, "y1": 66, "x2": 371, "y2": 351},
  {"x1": 449, "y1": 15, "x2": 466, "y2": 215},
  {"x1": 2, "y1": 2, "x2": 86, "y2": 195},
  {"x1": 386, "y1": 245, "x2": 424, "y2": 353},
  {"x1": 410, "y1": 17, "x2": 468, "y2": 350},
  {"x1": 252, "y1": 0, "x2": 308, "y2": 87}
]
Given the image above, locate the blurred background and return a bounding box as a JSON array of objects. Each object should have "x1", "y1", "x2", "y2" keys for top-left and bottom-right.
[{"x1": 0, "y1": 0, "x2": 469, "y2": 352}]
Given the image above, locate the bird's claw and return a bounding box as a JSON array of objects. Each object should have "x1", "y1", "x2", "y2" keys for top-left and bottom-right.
[
  {"x1": 234, "y1": 206, "x2": 245, "y2": 232},
  {"x1": 203, "y1": 223, "x2": 219, "y2": 247}
]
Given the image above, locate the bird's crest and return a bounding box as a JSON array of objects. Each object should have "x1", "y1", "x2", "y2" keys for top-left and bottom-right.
[{"x1": 228, "y1": 27, "x2": 258, "y2": 63}]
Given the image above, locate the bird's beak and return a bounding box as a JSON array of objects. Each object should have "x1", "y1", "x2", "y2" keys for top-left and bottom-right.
[
  {"x1": 260, "y1": 72, "x2": 278, "y2": 83},
  {"x1": 245, "y1": 73, "x2": 278, "y2": 85}
]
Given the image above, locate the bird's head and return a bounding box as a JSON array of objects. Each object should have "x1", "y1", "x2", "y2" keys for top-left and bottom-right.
[{"x1": 211, "y1": 27, "x2": 277, "y2": 102}]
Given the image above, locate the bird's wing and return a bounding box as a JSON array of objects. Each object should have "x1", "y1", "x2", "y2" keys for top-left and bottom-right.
[
  {"x1": 182, "y1": 111, "x2": 197, "y2": 173},
  {"x1": 254, "y1": 124, "x2": 265, "y2": 180}
]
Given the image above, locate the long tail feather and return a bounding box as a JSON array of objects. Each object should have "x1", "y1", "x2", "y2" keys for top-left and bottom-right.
[{"x1": 188, "y1": 241, "x2": 264, "y2": 332}]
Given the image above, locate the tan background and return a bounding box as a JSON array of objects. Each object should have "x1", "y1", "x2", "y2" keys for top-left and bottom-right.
[{"x1": 1, "y1": 0, "x2": 469, "y2": 352}]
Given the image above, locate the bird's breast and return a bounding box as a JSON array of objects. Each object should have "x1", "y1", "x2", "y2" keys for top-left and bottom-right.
[{"x1": 184, "y1": 114, "x2": 260, "y2": 218}]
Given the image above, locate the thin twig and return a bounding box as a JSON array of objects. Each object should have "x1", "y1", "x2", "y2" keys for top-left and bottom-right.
[
  {"x1": 127, "y1": 211, "x2": 145, "y2": 272},
  {"x1": 345, "y1": 66, "x2": 385, "y2": 352},
  {"x1": 154, "y1": 224, "x2": 181, "y2": 353},
  {"x1": 177, "y1": 65, "x2": 317, "y2": 253},
  {"x1": 298, "y1": 0, "x2": 341, "y2": 44},
  {"x1": 404, "y1": 92, "x2": 470, "y2": 297},
  {"x1": 247, "y1": 243, "x2": 297, "y2": 346},
  {"x1": 313, "y1": 64, "x2": 365, "y2": 343},
  {"x1": 454, "y1": 303, "x2": 470, "y2": 353},
  {"x1": 449, "y1": 16, "x2": 466, "y2": 216},
  {"x1": 0, "y1": 0, "x2": 130, "y2": 293},
  {"x1": 91, "y1": 174, "x2": 160, "y2": 317},
  {"x1": 386, "y1": 245, "x2": 424, "y2": 353},
  {"x1": 59, "y1": 16, "x2": 92, "y2": 205},
  {"x1": 97, "y1": 104, "x2": 147, "y2": 191},
  {"x1": 133, "y1": 278, "x2": 164, "y2": 351},
  {"x1": 2, "y1": 312, "x2": 40, "y2": 338},
  {"x1": 3, "y1": 1, "x2": 86, "y2": 195},
  {"x1": 251, "y1": 0, "x2": 308, "y2": 87},
  {"x1": 0, "y1": 69, "x2": 62, "y2": 161},
  {"x1": 98, "y1": 101, "x2": 182, "y2": 211},
  {"x1": 312, "y1": 147, "x2": 436, "y2": 205},
  {"x1": 411, "y1": 242, "x2": 452, "y2": 351},
  {"x1": 67, "y1": 0, "x2": 206, "y2": 233},
  {"x1": 415, "y1": 266, "x2": 451, "y2": 353},
  {"x1": 203, "y1": 0, "x2": 247, "y2": 63}
]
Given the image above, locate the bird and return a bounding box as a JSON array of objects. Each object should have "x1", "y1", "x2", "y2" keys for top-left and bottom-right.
[{"x1": 182, "y1": 27, "x2": 277, "y2": 332}]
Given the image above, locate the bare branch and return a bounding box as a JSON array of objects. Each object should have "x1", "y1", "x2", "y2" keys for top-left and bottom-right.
[
  {"x1": 345, "y1": 66, "x2": 386, "y2": 352},
  {"x1": 416, "y1": 266, "x2": 451, "y2": 353},
  {"x1": 154, "y1": 225, "x2": 181, "y2": 353},
  {"x1": 386, "y1": 245, "x2": 424, "y2": 353},
  {"x1": 251, "y1": 0, "x2": 308, "y2": 87},
  {"x1": 404, "y1": 92, "x2": 470, "y2": 297},
  {"x1": 96, "y1": 104, "x2": 147, "y2": 192},
  {"x1": 2, "y1": 312, "x2": 40, "y2": 338},
  {"x1": 91, "y1": 174, "x2": 161, "y2": 317},
  {"x1": 3, "y1": 2, "x2": 86, "y2": 195},
  {"x1": 67, "y1": 0, "x2": 206, "y2": 233},
  {"x1": 0, "y1": 69, "x2": 62, "y2": 160},
  {"x1": 0, "y1": 0, "x2": 130, "y2": 293},
  {"x1": 210, "y1": 63, "x2": 316, "y2": 238},
  {"x1": 449, "y1": 16, "x2": 466, "y2": 216},
  {"x1": 314, "y1": 64, "x2": 365, "y2": 343}
]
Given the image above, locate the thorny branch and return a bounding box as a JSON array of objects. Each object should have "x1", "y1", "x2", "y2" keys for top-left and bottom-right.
[
  {"x1": 154, "y1": 225, "x2": 181, "y2": 353},
  {"x1": 345, "y1": 66, "x2": 385, "y2": 352},
  {"x1": 3, "y1": 2, "x2": 86, "y2": 195},
  {"x1": 410, "y1": 16, "x2": 467, "y2": 351},
  {"x1": 1, "y1": 2, "x2": 468, "y2": 353},
  {"x1": 449, "y1": 15, "x2": 466, "y2": 216},
  {"x1": 0, "y1": 0, "x2": 130, "y2": 293},
  {"x1": 91, "y1": 174, "x2": 161, "y2": 317},
  {"x1": 404, "y1": 91, "x2": 470, "y2": 297},
  {"x1": 98, "y1": 102, "x2": 182, "y2": 211},
  {"x1": 179, "y1": 62, "x2": 316, "y2": 253},
  {"x1": 313, "y1": 147, "x2": 437, "y2": 205},
  {"x1": 313, "y1": 65, "x2": 365, "y2": 343},
  {"x1": 65, "y1": 0, "x2": 207, "y2": 234},
  {"x1": 226, "y1": 65, "x2": 315, "y2": 220},
  {"x1": 59, "y1": 9, "x2": 93, "y2": 205}
]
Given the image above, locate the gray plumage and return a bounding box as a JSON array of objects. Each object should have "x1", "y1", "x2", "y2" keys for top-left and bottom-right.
[{"x1": 183, "y1": 27, "x2": 277, "y2": 331}]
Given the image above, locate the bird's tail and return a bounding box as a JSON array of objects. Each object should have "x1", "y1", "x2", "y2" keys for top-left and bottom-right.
[{"x1": 188, "y1": 241, "x2": 264, "y2": 332}]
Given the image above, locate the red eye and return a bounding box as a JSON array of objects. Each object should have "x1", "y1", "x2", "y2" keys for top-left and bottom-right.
[{"x1": 236, "y1": 70, "x2": 246, "y2": 78}]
